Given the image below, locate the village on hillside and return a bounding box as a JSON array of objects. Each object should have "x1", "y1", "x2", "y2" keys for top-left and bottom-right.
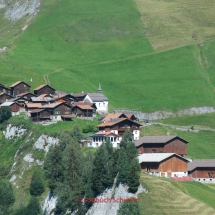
[{"x1": 0, "y1": 81, "x2": 215, "y2": 184}]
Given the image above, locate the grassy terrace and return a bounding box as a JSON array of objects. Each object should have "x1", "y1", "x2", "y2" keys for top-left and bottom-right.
[
  {"x1": 157, "y1": 112, "x2": 215, "y2": 129},
  {"x1": 139, "y1": 173, "x2": 215, "y2": 215},
  {"x1": 1, "y1": 0, "x2": 215, "y2": 112}
]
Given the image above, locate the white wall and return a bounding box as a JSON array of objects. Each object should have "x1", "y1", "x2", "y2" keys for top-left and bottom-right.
[
  {"x1": 51, "y1": 115, "x2": 62, "y2": 122},
  {"x1": 194, "y1": 178, "x2": 215, "y2": 183},
  {"x1": 90, "y1": 135, "x2": 120, "y2": 148},
  {"x1": 133, "y1": 130, "x2": 140, "y2": 140},
  {"x1": 84, "y1": 95, "x2": 108, "y2": 113}
]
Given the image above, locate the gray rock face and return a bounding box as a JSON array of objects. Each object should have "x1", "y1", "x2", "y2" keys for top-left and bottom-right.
[
  {"x1": 115, "y1": 106, "x2": 215, "y2": 120},
  {"x1": 42, "y1": 192, "x2": 57, "y2": 215},
  {"x1": 5, "y1": 0, "x2": 41, "y2": 21},
  {"x1": 0, "y1": 47, "x2": 8, "y2": 52},
  {"x1": 0, "y1": 0, "x2": 12, "y2": 9},
  {"x1": 86, "y1": 183, "x2": 147, "y2": 215},
  {"x1": 34, "y1": 134, "x2": 59, "y2": 153},
  {"x1": 3, "y1": 124, "x2": 26, "y2": 139}
]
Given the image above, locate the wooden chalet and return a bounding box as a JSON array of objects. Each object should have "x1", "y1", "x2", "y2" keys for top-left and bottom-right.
[
  {"x1": 70, "y1": 93, "x2": 87, "y2": 102},
  {"x1": 34, "y1": 84, "x2": 56, "y2": 96},
  {"x1": 10, "y1": 81, "x2": 31, "y2": 96},
  {"x1": 97, "y1": 118, "x2": 142, "y2": 140},
  {"x1": 39, "y1": 102, "x2": 72, "y2": 121},
  {"x1": 0, "y1": 84, "x2": 11, "y2": 95},
  {"x1": 139, "y1": 153, "x2": 189, "y2": 178},
  {"x1": 0, "y1": 93, "x2": 14, "y2": 105},
  {"x1": 188, "y1": 159, "x2": 215, "y2": 181},
  {"x1": 8, "y1": 97, "x2": 29, "y2": 108},
  {"x1": 72, "y1": 104, "x2": 95, "y2": 118},
  {"x1": 30, "y1": 109, "x2": 51, "y2": 122},
  {"x1": 135, "y1": 136, "x2": 188, "y2": 156},
  {"x1": 1, "y1": 101, "x2": 21, "y2": 115}
]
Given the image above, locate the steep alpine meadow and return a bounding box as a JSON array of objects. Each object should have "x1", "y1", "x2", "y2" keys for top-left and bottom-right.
[{"x1": 0, "y1": 0, "x2": 215, "y2": 112}]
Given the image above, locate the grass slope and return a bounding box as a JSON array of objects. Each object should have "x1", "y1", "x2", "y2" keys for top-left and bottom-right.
[
  {"x1": 139, "y1": 173, "x2": 215, "y2": 215},
  {"x1": 1, "y1": 0, "x2": 215, "y2": 112},
  {"x1": 135, "y1": 0, "x2": 215, "y2": 51}
]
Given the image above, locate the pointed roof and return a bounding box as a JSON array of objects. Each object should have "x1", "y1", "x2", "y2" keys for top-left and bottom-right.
[
  {"x1": 134, "y1": 136, "x2": 188, "y2": 147},
  {"x1": 34, "y1": 84, "x2": 55, "y2": 91},
  {"x1": 188, "y1": 159, "x2": 215, "y2": 171},
  {"x1": 138, "y1": 153, "x2": 190, "y2": 163},
  {"x1": 10, "y1": 81, "x2": 31, "y2": 88},
  {"x1": 97, "y1": 118, "x2": 142, "y2": 127}
]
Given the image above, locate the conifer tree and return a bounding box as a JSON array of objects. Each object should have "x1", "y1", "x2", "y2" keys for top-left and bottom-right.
[
  {"x1": 70, "y1": 125, "x2": 83, "y2": 142},
  {"x1": 30, "y1": 171, "x2": 45, "y2": 196},
  {"x1": 26, "y1": 196, "x2": 41, "y2": 215},
  {"x1": 117, "y1": 201, "x2": 140, "y2": 215},
  {"x1": 120, "y1": 129, "x2": 133, "y2": 148},
  {"x1": 44, "y1": 145, "x2": 64, "y2": 191},
  {"x1": 116, "y1": 147, "x2": 129, "y2": 184},
  {"x1": 126, "y1": 142, "x2": 138, "y2": 162},
  {"x1": 127, "y1": 158, "x2": 141, "y2": 193}
]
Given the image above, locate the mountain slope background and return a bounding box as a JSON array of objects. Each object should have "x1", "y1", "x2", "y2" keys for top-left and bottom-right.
[{"x1": 0, "y1": 0, "x2": 215, "y2": 112}]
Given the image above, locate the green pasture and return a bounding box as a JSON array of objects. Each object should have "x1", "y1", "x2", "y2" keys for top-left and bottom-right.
[
  {"x1": 135, "y1": 0, "x2": 215, "y2": 51},
  {"x1": 139, "y1": 173, "x2": 215, "y2": 214},
  {"x1": 1, "y1": 0, "x2": 215, "y2": 113}
]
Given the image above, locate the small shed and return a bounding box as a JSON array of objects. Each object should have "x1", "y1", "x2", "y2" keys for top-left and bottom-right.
[
  {"x1": 0, "y1": 93, "x2": 14, "y2": 105},
  {"x1": 188, "y1": 159, "x2": 215, "y2": 182},
  {"x1": 1, "y1": 101, "x2": 21, "y2": 115}
]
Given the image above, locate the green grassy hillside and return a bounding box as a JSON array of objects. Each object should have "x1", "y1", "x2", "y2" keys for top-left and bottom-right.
[
  {"x1": 139, "y1": 174, "x2": 215, "y2": 214},
  {"x1": 1, "y1": 0, "x2": 215, "y2": 112}
]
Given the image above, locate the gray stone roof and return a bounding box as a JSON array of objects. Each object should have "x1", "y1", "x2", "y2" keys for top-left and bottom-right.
[
  {"x1": 87, "y1": 93, "x2": 108, "y2": 102},
  {"x1": 134, "y1": 135, "x2": 188, "y2": 147},
  {"x1": 188, "y1": 159, "x2": 215, "y2": 171}
]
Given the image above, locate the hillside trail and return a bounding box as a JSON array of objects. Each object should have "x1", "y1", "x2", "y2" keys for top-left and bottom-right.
[{"x1": 151, "y1": 122, "x2": 215, "y2": 132}]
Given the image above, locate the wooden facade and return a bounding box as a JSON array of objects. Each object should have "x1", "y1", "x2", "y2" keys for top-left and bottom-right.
[
  {"x1": 41, "y1": 102, "x2": 71, "y2": 116},
  {"x1": 10, "y1": 81, "x2": 31, "y2": 96},
  {"x1": 189, "y1": 167, "x2": 215, "y2": 178},
  {"x1": 34, "y1": 85, "x2": 55, "y2": 96},
  {"x1": 30, "y1": 109, "x2": 51, "y2": 122},
  {"x1": 72, "y1": 105, "x2": 94, "y2": 117},
  {"x1": 0, "y1": 84, "x2": 11, "y2": 95},
  {"x1": 98, "y1": 118, "x2": 141, "y2": 135},
  {"x1": 10, "y1": 103, "x2": 20, "y2": 112},
  {"x1": 136, "y1": 136, "x2": 188, "y2": 156},
  {"x1": 0, "y1": 93, "x2": 14, "y2": 104},
  {"x1": 141, "y1": 156, "x2": 188, "y2": 173}
]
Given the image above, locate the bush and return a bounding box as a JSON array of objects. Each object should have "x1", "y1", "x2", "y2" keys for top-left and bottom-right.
[
  {"x1": 0, "y1": 106, "x2": 12, "y2": 123},
  {"x1": 30, "y1": 171, "x2": 45, "y2": 196}
]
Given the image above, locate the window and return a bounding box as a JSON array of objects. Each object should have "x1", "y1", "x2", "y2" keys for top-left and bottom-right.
[
  {"x1": 114, "y1": 137, "x2": 116, "y2": 142},
  {"x1": 55, "y1": 107, "x2": 59, "y2": 110},
  {"x1": 24, "y1": 84, "x2": 26, "y2": 87},
  {"x1": 152, "y1": 149, "x2": 156, "y2": 153},
  {"x1": 99, "y1": 103, "x2": 100, "y2": 106},
  {"x1": 111, "y1": 137, "x2": 113, "y2": 142},
  {"x1": 55, "y1": 111, "x2": 60, "y2": 115},
  {"x1": 103, "y1": 103, "x2": 105, "y2": 107},
  {"x1": 135, "y1": 131, "x2": 137, "y2": 134}
]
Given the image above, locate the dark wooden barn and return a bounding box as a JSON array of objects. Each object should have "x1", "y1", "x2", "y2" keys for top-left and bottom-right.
[
  {"x1": 70, "y1": 93, "x2": 87, "y2": 102},
  {"x1": 188, "y1": 159, "x2": 215, "y2": 179},
  {"x1": 135, "y1": 136, "x2": 188, "y2": 156},
  {"x1": 0, "y1": 84, "x2": 11, "y2": 95},
  {"x1": 30, "y1": 109, "x2": 51, "y2": 122},
  {"x1": 72, "y1": 104, "x2": 94, "y2": 117},
  {"x1": 139, "y1": 153, "x2": 189, "y2": 177},
  {"x1": 34, "y1": 84, "x2": 56, "y2": 96},
  {"x1": 0, "y1": 93, "x2": 14, "y2": 104},
  {"x1": 10, "y1": 81, "x2": 31, "y2": 96},
  {"x1": 1, "y1": 101, "x2": 21, "y2": 114}
]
